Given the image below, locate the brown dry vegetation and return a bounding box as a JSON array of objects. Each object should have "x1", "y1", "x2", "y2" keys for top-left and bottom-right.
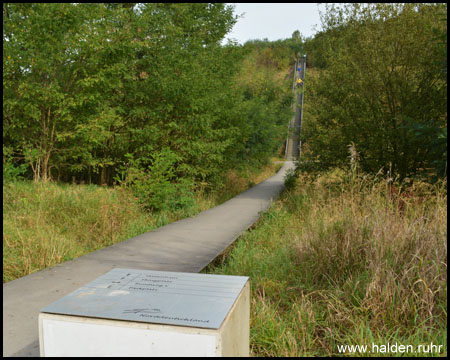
[{"x1": 204, "y1": 168, "x2": 447, "y2": 356}]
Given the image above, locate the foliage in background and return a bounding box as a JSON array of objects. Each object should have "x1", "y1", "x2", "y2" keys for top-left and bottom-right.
[
  {"x1": 301, "y1": 3, "x2": 447, "y2": 180},
  {"x1": 235, "y1": 42, "x2": 294, "y2": 164},
  {"x1": 3, "y1": 145, "x2": 27, "y2": 184},
  {"x1": 3, "y1": 3, "x2": 297, "y2": 211},
  {"x1": 243, "y1": 30, "x2": 305, "y2": 71}
]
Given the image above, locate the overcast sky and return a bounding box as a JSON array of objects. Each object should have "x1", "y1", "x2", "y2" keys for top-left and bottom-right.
[{"x1": 224, "y1": 3, "x2": 324, "y2": 44}]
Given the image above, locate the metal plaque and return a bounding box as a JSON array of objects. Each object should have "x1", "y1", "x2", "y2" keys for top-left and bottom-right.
[{"x1": 41, "y1": 268, "x2": 248, "y2": 329}]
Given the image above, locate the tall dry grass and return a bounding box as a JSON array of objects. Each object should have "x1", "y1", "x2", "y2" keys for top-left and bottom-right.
[
  {"x1": 204, "y1": 167, "x2": 447, "y2": 356},
  {"x1": 3, "y1": 182, "x2": 155, "y2": 282},
  {"x1": 290, "y1": 170, "x2": 447, "y2": 354}
]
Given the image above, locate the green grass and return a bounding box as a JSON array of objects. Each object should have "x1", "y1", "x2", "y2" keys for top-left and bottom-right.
[
  {"x1": 3, "y1": 161, "x2": 283, "y2": 283},
  {"x1": 203, "y1": 169, "x2": 447, "y2": 357}
]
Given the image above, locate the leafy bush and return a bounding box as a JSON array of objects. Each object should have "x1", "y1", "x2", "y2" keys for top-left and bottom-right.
[
  {"x1": 284, "y1": 167, "x2": 298, "y2": 191},
  {"x1": 3, "y1": 146, "x2": 27, "y2": 184},
  {"x1": 116, "y1": 148, "x2": 196, "y2": 213}
]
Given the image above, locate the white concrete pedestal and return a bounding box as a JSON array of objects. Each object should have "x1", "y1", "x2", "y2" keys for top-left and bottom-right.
[{"x1": 39, "y1": 269, "x2": 249, "y2": 357}]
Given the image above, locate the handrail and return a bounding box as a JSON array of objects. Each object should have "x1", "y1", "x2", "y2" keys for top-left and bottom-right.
[{"x1": 285, "y1": 55, "x2": 306, "y2": 161}]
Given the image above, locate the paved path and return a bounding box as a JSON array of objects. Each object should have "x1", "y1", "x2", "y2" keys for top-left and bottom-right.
[{"x1": 3, "y1": 161, "x2": 295, "y2": 357}]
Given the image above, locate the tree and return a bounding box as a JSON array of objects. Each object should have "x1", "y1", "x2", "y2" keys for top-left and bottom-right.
[
  {"x1": 302, "y1": 3, "x2": 447, "y2": 179},
  {"x1": 3, "y1": 3, "x2": 241, "y2": 185},
  {"x1": 3, "y1": 3, "x2": 95, "y2": 181}
]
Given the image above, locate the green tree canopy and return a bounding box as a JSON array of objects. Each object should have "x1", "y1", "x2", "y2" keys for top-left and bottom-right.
[
  {"x1": 302, "y1": 3, "x2": 447, "y2": 179},
  {"x1": 3, "y1": 3, "x2": 299, "y2": 210}
]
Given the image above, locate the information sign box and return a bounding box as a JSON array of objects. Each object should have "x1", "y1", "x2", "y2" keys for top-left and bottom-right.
[{"x1": 39, "y1": 268, "x2": 250, "y2": 357}]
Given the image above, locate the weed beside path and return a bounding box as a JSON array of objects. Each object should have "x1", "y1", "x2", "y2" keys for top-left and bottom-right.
[{"x1": 204, "y1": 170, "x2": 447, "y2": 357}]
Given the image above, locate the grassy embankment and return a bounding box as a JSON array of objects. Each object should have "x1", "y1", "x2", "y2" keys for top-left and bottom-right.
[
  {"x1": 203, "y1": 169, "x2": 447, "y2": 357},
  {"x1": 3, "y1": 160, "x2": 283, "y2": 283}
]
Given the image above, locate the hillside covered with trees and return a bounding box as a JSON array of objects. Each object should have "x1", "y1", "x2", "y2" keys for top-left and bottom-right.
[{"x1": 3, "y1": 3, "x2": 300, "y2": 211}]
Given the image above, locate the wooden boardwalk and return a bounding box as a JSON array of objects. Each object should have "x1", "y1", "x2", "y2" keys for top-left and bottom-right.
[{"x1": 3, "y1": 161, "x2": 295, "y2": 357}]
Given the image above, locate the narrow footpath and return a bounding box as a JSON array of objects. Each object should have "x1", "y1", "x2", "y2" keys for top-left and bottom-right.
[{"x1": 3, "y1": 161, "x2": 295, "y2": 357}]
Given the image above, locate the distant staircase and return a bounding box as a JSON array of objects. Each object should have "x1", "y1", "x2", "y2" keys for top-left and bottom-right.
[
  {"x1": 285, "y1": 56, "x2": 306, "y2": 161},
  {"x1": 286, "y1": 129, "x2": 300, "y2": 160}
]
